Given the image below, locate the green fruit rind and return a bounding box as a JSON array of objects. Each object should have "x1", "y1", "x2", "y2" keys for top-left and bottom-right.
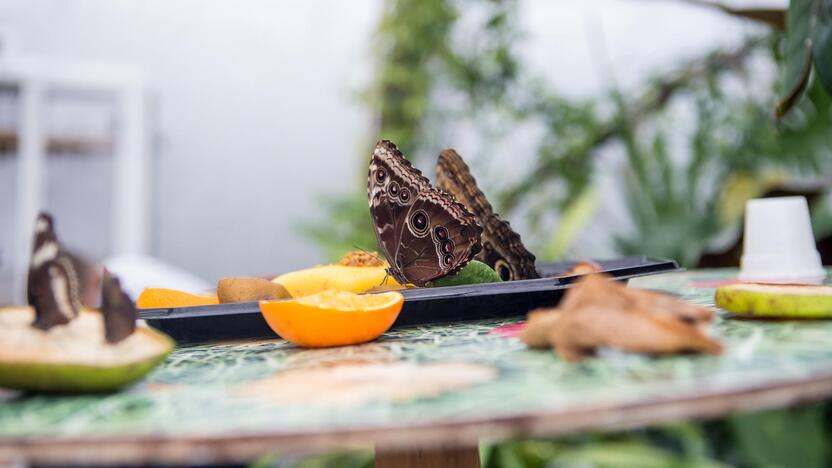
[
  {"x1": 715, "y1": 283, "x2": 832, "y2": 318},
  {"x1": 0, "y1": 342, "x2": 171, "y2": 392},
  {"x1": 0, "y1": 307, "x2": 174, "y2": 392},
  {"x1": 429, "y1": 260, "x2": 502, "y2": 287}
]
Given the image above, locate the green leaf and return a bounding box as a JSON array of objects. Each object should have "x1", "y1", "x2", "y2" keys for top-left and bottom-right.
[
  {"x1": 812, "y1": 0, "x2": 832, "y2": 94},
  {"x1": 777, "y1": 0, "x2": 815, "y2": 118},
  {"x1": 682, "y1": 0, "x2": 786, "y2": 29},
  {"x1": 550, "y1": 441, "x2": 728, "y2": 468},
  {"x1": 732, "y1": 407, "x2": 830, "y2": 468},
  {"x1": 541, "y1": 186, "x2": 600, "y2": 261},
  {"x1": 428, "y1": 260, "x2": 502, "y2": 287}
]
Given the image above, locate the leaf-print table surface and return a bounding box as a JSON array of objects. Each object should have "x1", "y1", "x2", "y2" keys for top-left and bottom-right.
[{"x1": 3, "y1": 269, "x2": 832, "y2": 465}]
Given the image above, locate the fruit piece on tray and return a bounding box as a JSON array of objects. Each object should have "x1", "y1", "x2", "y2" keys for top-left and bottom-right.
[
  {"x1": 259, "y1": 290, "x2": 404, "y2": 348},
  {"x1": 428, "y1": 260, "x2": 502, "y2": 287},
  {"x1": 558, "y1": 260, "x2": 603, "y2": 277},
  {"x1": 521, "y1": 274, "x2": 722, "y2": 362},
  {"x1": 136, "y1": 288, "x2": 219, "y2": 308},
  {"x1": 273, "y1": 251, "x2": 400, "y2": 297},
  {"x1": 217, "y1": 277, "x2": 292, "y2": 303},
  {"x1": 0, "y1": 307, "x2": 173, "y2": 392},
  {"x1": 716, "y1": 283, "x2": 832, "y2": 318},
  {"x1": 0, "y1": 212, "x2": 173, "y2": 392}
]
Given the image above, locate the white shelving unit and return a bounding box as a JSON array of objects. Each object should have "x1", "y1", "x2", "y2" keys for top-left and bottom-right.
[{"x1": 0, "y1": 37, "x2": 153, "y2": 303}]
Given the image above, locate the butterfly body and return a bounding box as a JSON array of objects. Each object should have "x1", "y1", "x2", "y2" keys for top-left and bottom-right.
[
  {"x1": 368, "y1": 141, "x2": 482, "y2": 286},
  {"x1": 436, "y1": 149, "x2": 539, "y2": 281}
]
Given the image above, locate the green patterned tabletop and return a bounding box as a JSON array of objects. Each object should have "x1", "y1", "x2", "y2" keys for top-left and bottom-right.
[{"x1": 2, "y1": 269, "x2": 832, "y2": 464}]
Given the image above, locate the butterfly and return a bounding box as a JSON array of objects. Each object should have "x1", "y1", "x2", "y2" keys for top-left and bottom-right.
[
  {"x1": 436, "y1": 149, "x2": 539, "y2": 281},
  {"x1": 100, "y1": 269, "x2": 137, "y2": 343},
  {"x1": 368, "y1": 140, "x2": 483, "y2": 287},
  {"x1": 27, "y1": 212, "x2": 82, "y2": 330}
]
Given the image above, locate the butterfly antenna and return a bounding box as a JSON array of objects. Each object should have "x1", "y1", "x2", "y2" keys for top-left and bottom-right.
[{"x1": 351, "y1": 245, "x2": 385, "y2": 264}]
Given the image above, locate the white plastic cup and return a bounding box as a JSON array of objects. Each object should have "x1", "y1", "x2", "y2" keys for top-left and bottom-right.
[{"x1": 739, "y1": 196, "x2": 826, "y2": 282}]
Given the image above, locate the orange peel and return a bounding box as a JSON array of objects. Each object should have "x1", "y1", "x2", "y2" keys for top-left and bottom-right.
[
  {"x1": 259, "y1": 290, "x2": 403, "y2": 348},
  {"x1": 136, "y1": 288, "x2": 219, "y2": 309}
]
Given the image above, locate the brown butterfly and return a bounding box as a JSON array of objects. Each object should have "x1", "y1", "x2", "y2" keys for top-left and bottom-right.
[
  {"x1": 100, "y1": 269, "x2": 137, "y2": 343},
  {"x1": 436, "y1": 149, "x2": 539, "y2": 281},
  {"x1": 368, "y1": 140, "x2": 483, "y2": 286},
  {"x1": 27, "y1": 212, "x2": 82, "y2": 330}
]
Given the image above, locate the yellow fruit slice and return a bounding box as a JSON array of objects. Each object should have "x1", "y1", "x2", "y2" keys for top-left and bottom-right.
[
  {"x1": 136, "y1": 288, "x2": 219, "y2": 309},
  {"x1": 273, "y1": 264, "x2": 399, "y2": 297},
  {"x1": 259, "y1": 290, "x2": 404, "y2": 348},
  {"x1": 0, "y1": 307, "x2": 173, "y2": 392},
  {"x1": 715, "y1": 283, "x2": 832, "y2": 318}
]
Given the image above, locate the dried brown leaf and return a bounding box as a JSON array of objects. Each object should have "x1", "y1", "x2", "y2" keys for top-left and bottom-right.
[{"x1": 522, "y1": 274, "x2": 722, "y2": 361}]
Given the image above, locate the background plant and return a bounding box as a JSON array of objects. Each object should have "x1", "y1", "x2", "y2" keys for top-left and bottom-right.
[
  {"x1": 296, "y1": 1, "x2": 832, "y2": 466},
  {"x1": 302, "y1": 0, "x2": 832, "y2": 267}
]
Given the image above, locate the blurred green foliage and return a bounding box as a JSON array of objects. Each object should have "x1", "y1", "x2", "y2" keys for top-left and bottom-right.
[
  {"x1": 259, "y1": 401, "x2": 832, "y2": 467},
  {"x1": 291, "y1": 2, "x2": 832, "y2": 466},
  {"x1": 777, "y1": 0, "x2": 832, "y2": 117},
  {"x1": 301, "y1": 0, "x2": 832, "y2": 266},
  {"x1": 292, "y1": 1, "x2": 832, "y2": 467}
]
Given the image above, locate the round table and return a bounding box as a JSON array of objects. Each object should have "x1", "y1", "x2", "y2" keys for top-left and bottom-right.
[{"x1": 2, "y1": 269, "x2": 832, "y2": 466}]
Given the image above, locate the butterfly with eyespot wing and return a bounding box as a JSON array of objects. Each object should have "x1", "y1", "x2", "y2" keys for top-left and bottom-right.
[
  {"x1": 27, "y1": 212, "x2": 82, "y2": 330},
  {"x1": 368, "y1": 140, "x2": 483, "y2": 287},
  {"x1": 100, "y1": 269, "x2": 137, "y2": 343},
  {"x1": 436, "y1": 149, "x2": 539, "y2": 281}
]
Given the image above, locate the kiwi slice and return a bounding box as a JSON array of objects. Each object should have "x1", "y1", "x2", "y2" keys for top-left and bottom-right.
[
  {"x1": 0, "y1": 307, "x2": 173, "y2": 392},
  {"x1": 715, "y1": 283, "x2": 832, "y2": 318},
  {"x1": 218, "y1": 277, "x2": 292, "y2": 303}
]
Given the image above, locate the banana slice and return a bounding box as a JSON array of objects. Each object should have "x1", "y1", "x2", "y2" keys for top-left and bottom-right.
[{"x1": 716, "y1": 283, "x2": 832, "y2": 318}]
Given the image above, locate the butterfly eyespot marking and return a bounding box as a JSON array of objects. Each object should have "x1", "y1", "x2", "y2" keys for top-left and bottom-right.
[
  {"x1": 443, "y1": 254, "x2": 454, "y2": 265},
  {"x1": 495, "y1": 259, "x2": 512, "y2": 281},
  {"x1": 400, "y1": 189, "x2": 410, "y2": 202},
  {"x1": 376, "y1": 168, "x2": 386, "y2": 183},
  {"x1": 434, "y1": 226, "x2": 448, "y2": 241},
  {"x1": 388, "y1": 181, "x2": 400, "y2": 196},
  {"x1": 441, "y1": 239, "x2": 454, "y2": 254},
  {"x1": 410, "y1": 210, "x2": 429, "y2": 234}
]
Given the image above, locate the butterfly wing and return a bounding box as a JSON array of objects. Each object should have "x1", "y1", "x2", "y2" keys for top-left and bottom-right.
[
  {"x1": 368, "y1": 141, "x2": 428, "y2": 281},
  {"x1": 101, "y1": 269, "x2": 137, "y2": 343},
  {"x1": 28, "y1": 212, "x2": 81, "y2": 330},
  {"x1": 394, "y1": 189, "x2": 482, "y2": 286},
  {"x1": 436, "y1": 149, "x2": 539, "y2": 281},
  {"x1": 368, "y1": 140, "x2": 482, "y2": 286}
]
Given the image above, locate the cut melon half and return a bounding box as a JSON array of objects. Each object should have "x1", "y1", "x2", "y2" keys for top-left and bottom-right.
[
  {"x1": 715, "y1": 283, "x2": 832, "y2": 318},
  {"x1": 0, "y1": 307, "x2": 173, "y2": 392}
]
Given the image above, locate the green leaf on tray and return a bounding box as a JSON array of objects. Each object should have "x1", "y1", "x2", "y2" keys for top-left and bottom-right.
[{"x1": 429, "y1": 260, "x2": 502, "y2": 287}]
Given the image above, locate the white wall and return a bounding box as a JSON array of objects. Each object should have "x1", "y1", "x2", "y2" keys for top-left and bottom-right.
[
  {"x1": 0, "y1": 0, "x2": 774, "y2": 286},
  {"x1": 0, "y1": 0, "x2": 380, "y2": 282}
]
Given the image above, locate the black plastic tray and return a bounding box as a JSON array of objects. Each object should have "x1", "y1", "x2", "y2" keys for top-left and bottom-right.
[{"x1": 139, "y1": 256, "x2": 680, "y2": 343}]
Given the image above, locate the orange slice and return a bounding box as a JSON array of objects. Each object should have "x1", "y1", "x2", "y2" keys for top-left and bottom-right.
[
  {"x1": 259, "y1": 290, "x2": 404, "y2": 348},
  {"x1": 136, "y1": 288, "x2": 219, "y2": 309}
]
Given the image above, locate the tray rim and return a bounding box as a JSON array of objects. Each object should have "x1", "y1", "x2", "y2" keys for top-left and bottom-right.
[{"x1": 138, "y1": 256, "x2": 681, "y2": 320}]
